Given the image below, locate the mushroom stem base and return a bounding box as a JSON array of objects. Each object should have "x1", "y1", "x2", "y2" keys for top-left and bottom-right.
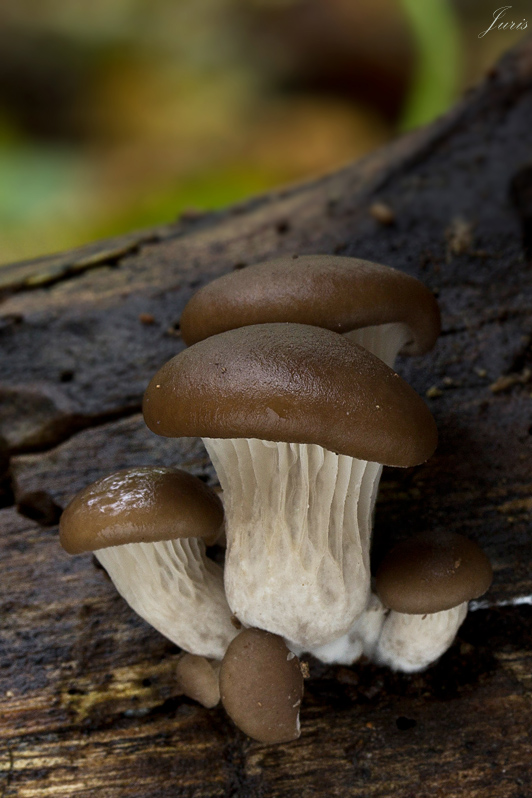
[{"x1": 374, "y1": 601, "x2": 468, "y2": 672}]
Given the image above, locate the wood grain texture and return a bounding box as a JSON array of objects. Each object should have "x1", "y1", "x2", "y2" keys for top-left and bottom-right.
[{"x1": 2, "y1": 37, "x2": 532, "y2": 798}]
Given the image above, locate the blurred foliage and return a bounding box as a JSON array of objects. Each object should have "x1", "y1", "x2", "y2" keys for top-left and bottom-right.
[
  {"x1": 0, "y1": 0, "x2": 529, "y2": 265},
  {"x1": 399, "y1": 0, "x2": 461, "y2": 130}
]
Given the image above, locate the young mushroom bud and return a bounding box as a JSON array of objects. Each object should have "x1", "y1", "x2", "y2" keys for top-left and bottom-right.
[
  {"x1": 180, "y1": 254, "x2": 440, "y2": 367},
  {"x1": 374, "y1": 531, "x2": 493, "y2": 672},
  {"x1": 59, "y1": 466, "x2": 237, "y2": 659},
  {"x1": 143, "y1": 323, "x2": 438, "y2": 651},
  {"x1": 176, "y1": 653, "x2": 221, "y2": 708},
  {"x1": 220, "y1": 628, "x2": 304, "y2": 743}
]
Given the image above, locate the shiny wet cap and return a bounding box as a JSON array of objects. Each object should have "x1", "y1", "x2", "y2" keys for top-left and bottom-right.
[
  {"x1": 143, "y1": 323, "x2": 437, "y2": 467},
  {"x1": 59, "y1": 466, "x2": 224, "y2": 554}
]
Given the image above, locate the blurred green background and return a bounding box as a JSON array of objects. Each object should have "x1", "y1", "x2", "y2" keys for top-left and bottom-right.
[{"x1": 0, "y1": 0, "x2": 529, "y2": 265}]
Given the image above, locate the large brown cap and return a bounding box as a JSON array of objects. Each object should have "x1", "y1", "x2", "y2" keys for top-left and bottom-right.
[
  {"x1": 180, "y1": 255, "x2": 440, "y2": 355},
  {"x1": 220, "y1": 628, "x2": 304, "y2": 744},
  {"x1": 375, "y1": 531, "x2": 493, "y2": 614},
  {"x1": 59, "y1": 466, "x2": 224, "y2": 554},
  {"x1": 143, "y1": 323, "x2": 437, "y2": 467}
]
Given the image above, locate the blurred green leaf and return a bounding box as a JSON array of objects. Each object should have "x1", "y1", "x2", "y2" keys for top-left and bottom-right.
[
  {"x1": 399, "y1": 0, "x2": 462, "y2": 130},
  {"x1": 91, "y1": 162, "x2": 287, "y2": 239},
  {"x1": 0, "y1": 146, "x2": 87, "y2": 224}
]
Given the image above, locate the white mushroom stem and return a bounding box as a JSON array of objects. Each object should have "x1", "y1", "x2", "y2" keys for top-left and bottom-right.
[
  {"x1": 346, "y1": 322, "x2": 412, "y2": 368},
  {"x1": 373, "y1": 601, "x2": 468, "y2": 673},
  {"x1": 95, "y1": 537, "x2": 238, "y2": 660},
  {"x1": 203, "y1": 437, "x2": 383, "y2": 649},
  {"x1": 291, "y1": 592, "x2": 387, "y2": 664}
]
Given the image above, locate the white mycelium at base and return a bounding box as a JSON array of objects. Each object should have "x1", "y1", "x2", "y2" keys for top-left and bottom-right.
[
  {"x1": 96, "y1": 537, "x2": 237, "y2": 659},
  {"x1": 374, "y1": 601, "x2": 468, "y2": 673},
  {"x1": 297, "y1": 592, "x2": 387, "y2": 664},
  {"x1": 204, "y1": 438, "x2": 383, "y2": 649},
  {"x1": 346, "y1": 322, "x2": 412, "y2": 368}
]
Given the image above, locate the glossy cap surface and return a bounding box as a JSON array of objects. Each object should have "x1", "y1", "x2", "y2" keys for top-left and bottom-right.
[
  {"x1": 59, "y1": 466, "x2": 224, "y2": 554},
  {"x1": 143, "y1": 323, "x2": 438, "y2": 467},
  {"x1": 180, "y1": 255, "x2": 440, "y2": 355},
  {"x1": 376, "y1": 531, "x2": 493, "y2": 614}
]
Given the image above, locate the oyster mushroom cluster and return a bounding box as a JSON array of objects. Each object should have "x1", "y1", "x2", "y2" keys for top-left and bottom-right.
[{"x1": 60, "y1": 255, "x2": 492, "y2": 744}]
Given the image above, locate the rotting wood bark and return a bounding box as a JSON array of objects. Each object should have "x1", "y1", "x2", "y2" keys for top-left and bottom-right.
[{"x1": 1, "y1": 37, "x2": 532, "y2": 798}]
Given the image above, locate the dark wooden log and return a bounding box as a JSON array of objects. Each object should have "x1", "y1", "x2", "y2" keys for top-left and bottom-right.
[{"x1": 1, "y1": 37, "x2": 532, "y2": 797}]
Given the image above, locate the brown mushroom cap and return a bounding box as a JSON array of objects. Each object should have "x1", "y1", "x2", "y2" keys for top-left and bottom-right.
[
  {"x1": 220, "y1": 628, "x2": 304, "y2": 743},
  {"x1": 375, "y1": 531, "x2": 493, "y2": 614},
  {"x1": 143, "y1": 323, "x2": 437, "y2": 467},
  {"x1": 176, "y1": 653, "x2": 220, "y2": 708},
  {"x1": 180, "y1": 254, "x2": 440, "y2": 355},
  {"x1": 59, "y1": 467, "x2": 224, "y2": 554}
]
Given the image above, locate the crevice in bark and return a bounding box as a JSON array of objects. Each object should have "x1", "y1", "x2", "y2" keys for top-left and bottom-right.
[
  {"x1": 16, "y1": 490, "x2": 63, "y2": 526},
  {"x1": 0, "y1": 473, "x2": 15, "y2": 511},
  {"x1": 0, "y1": 437, "x2": 14, "y2": 510},
  {"x1": 509, "y1": 162, "x2": 532, "y2": 261},
  {"x1": 508, "y1": 335, "x2": 532, "y2": 373},
  {"x1": 8, "y1": 403, "x2": 142, "y2": 458}
]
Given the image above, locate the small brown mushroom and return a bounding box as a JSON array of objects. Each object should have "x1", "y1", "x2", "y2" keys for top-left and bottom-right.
[
  {"x1": 176, "y1": 653, "x2": 220, "y2": 708},
  {"x1": 375, "y1": 531, "x2": 493, "y2": 615},
  {"x1": 220, "y1": 628, "x2": 304, "y2": 743},
  {"x1": 59, "y1": 467, "x2": 237, "y2": 659},
  {"x1": 60, "y1": 466, "x2": 224, "y2": 554},
  {"x1": 374, "y1": 531, "x2": 493, "y2": 671},
  {"x1": 179, "y1": 254, "x2": 440, "y2": 366}
]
